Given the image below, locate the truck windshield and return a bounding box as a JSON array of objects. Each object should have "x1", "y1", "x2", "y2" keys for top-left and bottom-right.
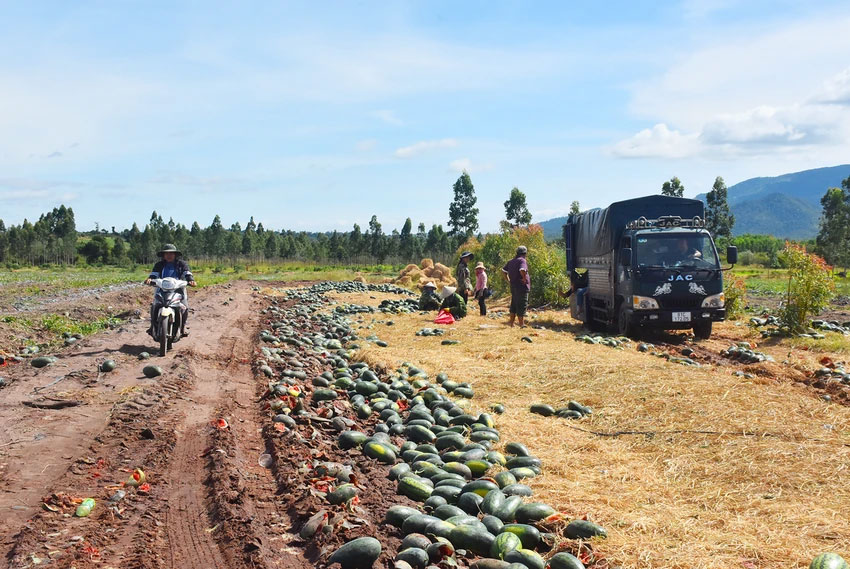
[{"x1": 635, "y1": 233, "x2": 719, "y2": 268}]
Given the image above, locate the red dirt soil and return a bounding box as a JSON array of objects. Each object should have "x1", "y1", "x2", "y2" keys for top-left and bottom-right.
[{"x1": 0, "y1": 281, "x2": 317, "y2": 568}]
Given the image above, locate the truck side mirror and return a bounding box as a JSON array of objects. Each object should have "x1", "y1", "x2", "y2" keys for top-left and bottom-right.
[
  {"x1": 726, "y1": 246, "x2": 738, "y2": 265},
  {"x1": 621, "y1": 248, "x2": 632, "y2": 266}
]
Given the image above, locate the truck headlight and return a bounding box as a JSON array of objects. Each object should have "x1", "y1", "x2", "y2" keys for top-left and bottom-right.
[
  {"x1": 633, "y1": 296, "x2": 659, "y2": 310},
  {"x1": 701, "y1": 293, "x2": 725, "y2": 308}
]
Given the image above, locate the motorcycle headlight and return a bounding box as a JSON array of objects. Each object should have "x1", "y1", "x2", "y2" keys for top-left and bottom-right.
[
  {"x1": 701, "y1": 293, "x2": 725, "y2": 308},
  {"x1": 633, "y1": 295, "x2": 659, "y2": 310}
]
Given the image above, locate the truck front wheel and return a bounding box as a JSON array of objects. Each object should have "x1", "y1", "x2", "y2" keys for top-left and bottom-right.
[
  {"x1": 617, "y1": 304, "x2": 636, "y2": 338},
  {"x1": 693, "y1": 321, "x2": 712, "y2": 340}
]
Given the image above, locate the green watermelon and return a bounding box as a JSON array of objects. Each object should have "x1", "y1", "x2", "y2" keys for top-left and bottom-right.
[
  {"x1": 142, "y1": 365, "x2": 163, "y2": 378},
  {"x1": 31, "y1": 356, "x2": 56, "y2": 368},
  {"x1": 810, "y1": 553, "x2": 849, "y2": 569}
]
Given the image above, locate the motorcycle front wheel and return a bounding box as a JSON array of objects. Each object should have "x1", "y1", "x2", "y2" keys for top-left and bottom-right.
[
  {"x1": 170, "y1": 311, "x2": 182, "y2": 346},
  {"x1": 159, "y1": 316, "x2": 171, "y2": 357}
]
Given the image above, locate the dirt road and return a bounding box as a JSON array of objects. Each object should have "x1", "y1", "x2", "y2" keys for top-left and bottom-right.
[{"x1": 0, "y1": 281, "x2": 307, "y2": 568}]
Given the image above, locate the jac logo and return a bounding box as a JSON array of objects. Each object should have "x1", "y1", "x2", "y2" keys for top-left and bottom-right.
[{"x1": 667, "y1": 274, "x2": 694, "y2": 282}]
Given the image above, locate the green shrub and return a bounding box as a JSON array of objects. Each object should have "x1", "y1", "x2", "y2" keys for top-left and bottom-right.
[
  {"x1": 780, "y1": 243, "x2": 834, "y2": 332},
  {"x1": 724, "y1": 277, "x2": 747, "y2": 320},
  {"x1": 738, "y1": 251, "x2": 757, "y2": 266}
]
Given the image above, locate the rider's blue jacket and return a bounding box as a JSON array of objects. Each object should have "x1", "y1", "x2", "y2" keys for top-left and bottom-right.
[{"x1": 149, "y1": 259, "x2": 193, "y2": 282}]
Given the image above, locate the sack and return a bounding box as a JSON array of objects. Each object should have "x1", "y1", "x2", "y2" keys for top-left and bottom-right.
[{"x1": 434, "y1": 311, "x2": 455, "y2": 325}]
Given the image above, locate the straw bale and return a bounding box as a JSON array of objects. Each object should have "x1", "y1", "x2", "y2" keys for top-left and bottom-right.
[
  {"x1": 400, "y1": 263, "x2": 419, "y2": 276},
  {"x1": 420, "y1": 258, "x2": 435, "y2": 269}
]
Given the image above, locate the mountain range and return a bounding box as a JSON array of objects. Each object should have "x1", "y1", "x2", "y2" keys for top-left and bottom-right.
[{"x1": 538, "y1": 165, "x2": 850, "y2": 241}]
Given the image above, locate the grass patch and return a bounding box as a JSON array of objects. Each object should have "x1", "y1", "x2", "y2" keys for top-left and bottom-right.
[
  {"x1": 39, "y1": 314, "x2": 120, "y2": 336},
  {"x1": 0, "y1": 264, "x2": 400, "y2": 305},
  {"x1": 2, "y1": 313, "x2": 120, "y2": 346},
  {"x1": 737, "y1": 267, "x2": 850, "y2": 297}
]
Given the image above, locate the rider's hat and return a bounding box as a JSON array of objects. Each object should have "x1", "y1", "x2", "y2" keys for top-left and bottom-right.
[{"x1": 157, "y1": 243, "x2": 182, "y2": 257}]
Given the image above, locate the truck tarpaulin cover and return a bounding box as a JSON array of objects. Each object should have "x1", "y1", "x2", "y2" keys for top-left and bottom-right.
[{"x1": 572, "y1": 196, "x2": 704, "y2": 258}]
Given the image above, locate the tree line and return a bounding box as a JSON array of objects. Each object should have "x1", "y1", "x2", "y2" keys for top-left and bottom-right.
[
  {"x1": 659, "y1": 175, "x2": 735, "y2": 238},
  {"x1": 0, "y1": 205, "x2": 77, "y2": 265},
  {"x1": 0, "y1": 172, "x2": 538, "y2": 267},
  {"x1": 8, "y1": 170, "x2": 818, "y2": 271}
]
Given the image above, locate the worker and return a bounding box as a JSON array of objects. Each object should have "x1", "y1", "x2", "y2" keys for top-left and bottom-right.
[
  {"x1": 439, "y1": 285, "x2": 467, "y2": 319},
  {"x1": 418, "y1": 282, "x2": 442, "y2": 311}
]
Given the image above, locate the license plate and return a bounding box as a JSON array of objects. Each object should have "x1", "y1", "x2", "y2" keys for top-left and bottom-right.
[{"x1": 672, "y1": 311, "x2": 691, "y2": 322}]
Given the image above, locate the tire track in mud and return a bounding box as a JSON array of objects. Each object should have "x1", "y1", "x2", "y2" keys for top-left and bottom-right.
[
  {"x1": 151, "y1": 297, "x2": 259, "y2": 569},
  {"x1": 164, "y1": 419, "x2": 229, "y2": 569}
]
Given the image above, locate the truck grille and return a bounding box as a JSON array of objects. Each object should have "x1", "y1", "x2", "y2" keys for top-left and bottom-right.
[{"x1": 658, "y1": 296, "x2": 704, "y2": 309}]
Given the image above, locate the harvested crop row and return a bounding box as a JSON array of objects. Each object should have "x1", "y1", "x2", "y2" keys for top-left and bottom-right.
[{"x1": 251, "y1": 282, "x2": 609, "y2": 569}]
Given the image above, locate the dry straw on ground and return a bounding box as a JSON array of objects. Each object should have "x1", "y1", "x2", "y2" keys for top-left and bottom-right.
[{"x1": 347, "y1": 295, "x2": 850, "y2": 569}]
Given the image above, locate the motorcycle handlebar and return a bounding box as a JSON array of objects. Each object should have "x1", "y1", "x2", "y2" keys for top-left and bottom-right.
[{"x1": 146, "y1": 278, "x2": 191, "y2": 288}]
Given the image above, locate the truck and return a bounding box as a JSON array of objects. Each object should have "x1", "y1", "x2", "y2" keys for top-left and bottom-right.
[{"x1": 564, "y1": 195, "x2": 737, "y2": 339}]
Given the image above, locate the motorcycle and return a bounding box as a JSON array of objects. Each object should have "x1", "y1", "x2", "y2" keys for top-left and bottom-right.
[{"x1": 148, "y1": 277, "x2": 188, "y2": 356}]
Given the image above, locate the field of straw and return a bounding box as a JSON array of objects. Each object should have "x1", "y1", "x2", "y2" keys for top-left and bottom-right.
[{"x1": 346, "y1": 294, "x2": 850, "y2": 569}]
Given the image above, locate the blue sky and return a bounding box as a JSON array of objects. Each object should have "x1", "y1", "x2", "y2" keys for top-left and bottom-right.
[{"x1": 2, "y1": 0, "x2": 850, "y2": 232}]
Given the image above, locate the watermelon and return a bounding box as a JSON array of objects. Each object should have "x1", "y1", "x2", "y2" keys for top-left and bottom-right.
[
  {"x1": 810, "y1": 553, "x2": 849, "y2": 569},
  {"x1": 328, "y1": 537, "x2": 381, "y2": 569},
  {"x1": 142, "y1": 365, "x2": 162, "y2": 378}
]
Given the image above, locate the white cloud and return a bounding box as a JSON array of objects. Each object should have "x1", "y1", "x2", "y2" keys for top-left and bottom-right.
[
  {"x1": 610, "y1": 124, "x2": 700, "y2": 158},
  {"x1": 448, "y1": 157, "x2": 493, "y2": 173},
  {"x1": 532, "y1": 207, "x2": 570, "y2": 220},
  {"x1": 700, "y1": 106, "x2": 808, "y2": 145},
  {"x1": 395, "y1": 138, "x2": 457, "y2": 158},
  {"x1": 814, "y1": 67, "x2": 850, "y2": 105},
  {"x1": 628, "y1": 16, "x2": 850, "y2": 129},
  {"x1": 614, "y1": 63, "x2": 850, "y2": 159},
  {"x1": 371, "y1": 110, "x2": 404, "y2": 126}
]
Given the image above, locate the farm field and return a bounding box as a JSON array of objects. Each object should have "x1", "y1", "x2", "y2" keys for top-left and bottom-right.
[
  {"x1": 0, "y1": 274, "x2": 847, "y2": 569},
  {"x1": 0, "y1": 265, "x2": 399, "y2": 351}
]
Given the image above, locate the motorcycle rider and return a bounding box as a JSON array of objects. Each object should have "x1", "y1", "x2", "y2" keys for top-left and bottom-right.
[{"x1": 144, "y1": 244, "x2": 196, "y2": 337}]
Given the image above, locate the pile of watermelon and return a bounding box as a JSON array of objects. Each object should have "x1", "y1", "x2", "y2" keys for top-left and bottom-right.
[{"x1": 255, "y1": 282, "x2": 608, "y2": 569}]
